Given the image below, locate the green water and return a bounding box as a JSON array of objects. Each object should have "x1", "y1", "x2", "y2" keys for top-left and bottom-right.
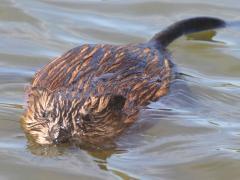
[{"x1": 0, "y1": 0, "x2": 240, "y2": 179}]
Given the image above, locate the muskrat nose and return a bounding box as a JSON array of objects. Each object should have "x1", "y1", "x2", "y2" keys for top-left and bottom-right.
[
  {"x1": 50, "y1": 125, "x2": 69, "y2": 144},
  {"x1": 49, "y1": 125, "x2": 60, "y2": 144}
]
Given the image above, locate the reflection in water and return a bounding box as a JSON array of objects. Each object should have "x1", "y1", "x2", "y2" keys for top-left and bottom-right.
[
  {"x1": 25, "y1": 135, "x2": 119, "y2": 158},
  {"x1": 25, "y1": 132, "x2": 138, "y2": 179},
  {"x1": 186, "y1": 30, "x2": 221, "y2": 42},
  {"x1": 26, "y1": 139, "x2": 65, "y2": 157}
]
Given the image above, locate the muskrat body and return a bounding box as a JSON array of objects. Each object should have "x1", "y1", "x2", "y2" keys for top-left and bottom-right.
[{"x1": 22, "y1": 17, "x2": 226, "y2": 145}]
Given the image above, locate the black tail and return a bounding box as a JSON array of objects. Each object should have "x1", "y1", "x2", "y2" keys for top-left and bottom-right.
[{"x1": 150, "y1": 17, "x2": 226, "y2": 47}]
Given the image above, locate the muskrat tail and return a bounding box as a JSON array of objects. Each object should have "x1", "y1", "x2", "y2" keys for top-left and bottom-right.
[{"x1": 149, "y1": 17, "x2": 226, "y2": 48}]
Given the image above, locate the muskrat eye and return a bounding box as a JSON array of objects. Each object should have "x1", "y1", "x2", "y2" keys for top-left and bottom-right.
[
  {"x1": 40, "y1": 110, "x2": 51, "y2": 120},
  {"x1": 42, "y1": 111, "x2": 47, "y2": 118}
]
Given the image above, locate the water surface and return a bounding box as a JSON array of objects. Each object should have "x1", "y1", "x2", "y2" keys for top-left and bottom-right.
[{"x1": 0, "y1": 0, "x2": 240, "y2": 179}]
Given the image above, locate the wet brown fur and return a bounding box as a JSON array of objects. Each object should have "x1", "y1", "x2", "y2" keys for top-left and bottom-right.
[
  {"x1": 22, "y1": 44, "x2": 172, "y2": 144},
  {"x1": 22, "y1": 17, "x2": 226, "y2": 145}
]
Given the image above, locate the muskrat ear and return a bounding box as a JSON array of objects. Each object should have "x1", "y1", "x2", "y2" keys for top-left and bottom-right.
[
  {"x1": 108, "y1": 95, "x2": 126, "y2": 110},
  {"x1": 92, "y1": 94, "x2": 126, "y2": 112},
  {"x1": 80, "y1": 94, "x2": 126, "y2": 121}
]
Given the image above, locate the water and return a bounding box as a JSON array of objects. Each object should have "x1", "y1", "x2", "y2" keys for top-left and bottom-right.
[{"x1": 0, "y1": 0, "x2": 240, "y2": 179}]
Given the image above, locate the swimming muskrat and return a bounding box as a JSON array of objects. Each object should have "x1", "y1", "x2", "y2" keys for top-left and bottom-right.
[{"x1": 22, "y1": 17, "x2": 227, "y2": 145}]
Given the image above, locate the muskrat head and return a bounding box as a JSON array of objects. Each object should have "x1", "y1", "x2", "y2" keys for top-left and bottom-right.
[
  {"x1": 22, "y1": 88, "x2": 75, "y2": 145},
  {"x1": 22, "y1": 87, "x2": 127, "y2": 145}
]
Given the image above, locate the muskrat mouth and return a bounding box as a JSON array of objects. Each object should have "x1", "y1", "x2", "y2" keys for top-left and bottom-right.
[{"x1": 52, "y1": 137, "x2": 67, "y2": 144}]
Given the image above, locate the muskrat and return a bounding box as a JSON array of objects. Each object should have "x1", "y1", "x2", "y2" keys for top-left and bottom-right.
[{"x1": 22, "y1": 17, "x2": 227, "y2": 145}]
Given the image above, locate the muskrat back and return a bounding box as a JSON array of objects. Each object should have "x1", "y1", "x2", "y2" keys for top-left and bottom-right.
[{"x1": 22, "y1": 17, "x2": 226, "y2": 145}]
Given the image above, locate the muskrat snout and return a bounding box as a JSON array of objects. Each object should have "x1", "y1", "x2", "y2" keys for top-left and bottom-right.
[{"x1": 49, "y1": 125, "x2": 70, "y2": 144}]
